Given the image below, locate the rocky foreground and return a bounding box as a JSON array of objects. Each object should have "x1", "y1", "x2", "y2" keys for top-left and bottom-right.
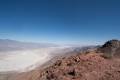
[{"x1": 3, "y1": 40, "x2": 120, "y2": 80}]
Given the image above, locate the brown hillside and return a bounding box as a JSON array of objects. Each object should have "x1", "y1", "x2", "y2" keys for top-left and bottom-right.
[
  {"x1": 9, "y1": 52, "x2": 120, "y2": 80},
  {"x1": 8, "y1": 40, "x2": 120, "y2": 80}
]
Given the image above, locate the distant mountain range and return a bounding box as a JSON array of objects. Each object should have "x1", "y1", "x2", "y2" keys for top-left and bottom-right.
[{"x1": 0, "y1": 39, "x2": 58, "y2": 52}]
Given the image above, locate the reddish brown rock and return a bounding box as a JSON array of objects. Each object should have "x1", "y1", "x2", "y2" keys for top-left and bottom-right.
[
  {"x1": 36, "y1": 52, "x2": 120, "y2": 80},
  {"x1": 9, "y1": 51, "x2": 120, "y2": 80}
]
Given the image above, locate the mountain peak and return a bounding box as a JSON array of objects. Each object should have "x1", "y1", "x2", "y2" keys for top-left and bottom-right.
[{"x1": 98, "y1": 39, "x2": 120, "y2": 58}]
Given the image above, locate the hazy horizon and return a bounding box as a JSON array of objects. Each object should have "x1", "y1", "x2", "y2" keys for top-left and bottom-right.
[{"x1": 0, "y1": 38, "x2": 104, "y2": 46}]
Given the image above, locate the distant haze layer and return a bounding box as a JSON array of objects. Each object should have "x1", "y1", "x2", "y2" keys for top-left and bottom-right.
[
  {"x1": 0, "y1": 39, "x2": 92, "y2": 72},
  {"x1": 0, "y1": 47, "x2": 71, "y2": 72},
  {"x1": 0, "y1": 39, "x2": 58, "y2": 52}
]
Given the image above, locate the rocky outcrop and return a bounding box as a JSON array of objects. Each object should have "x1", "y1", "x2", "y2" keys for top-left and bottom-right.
[
  {"x1": 38, "y1": 52, "x2": 120, "y2": 80},
  {"x1": 12, "y1": 52, "x2": 120, "y2": 80},
  {"x1": 98, "y1": 39, "x2": 120, "y2": 58}
]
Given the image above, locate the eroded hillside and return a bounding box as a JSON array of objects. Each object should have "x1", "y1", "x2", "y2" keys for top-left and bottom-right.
[{"x1": 3, "y1": 40, "x2": 120, "y2": 80}]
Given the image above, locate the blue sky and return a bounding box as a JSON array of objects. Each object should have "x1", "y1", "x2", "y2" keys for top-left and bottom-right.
[{"x1": 0, "y1": 0, "x2": 120, "y2": 45}]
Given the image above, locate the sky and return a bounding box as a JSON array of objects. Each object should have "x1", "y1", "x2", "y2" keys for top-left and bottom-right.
[{"x1": 0, "y1": 0, "x2": 120, "y2": 45}]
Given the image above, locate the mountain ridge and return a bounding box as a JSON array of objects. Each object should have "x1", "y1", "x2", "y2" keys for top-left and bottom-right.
[{"x1": 0, "y1": 39, "x2": 58, "y2": 52}]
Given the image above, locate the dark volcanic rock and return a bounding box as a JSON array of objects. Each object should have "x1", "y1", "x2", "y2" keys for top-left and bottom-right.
[{"x1": 98, "y1": 39, "x2": 120, "y2": 58}]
